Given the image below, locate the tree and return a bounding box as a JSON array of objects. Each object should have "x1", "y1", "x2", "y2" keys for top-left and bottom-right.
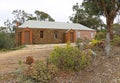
[
  {"x1": 3, "y1": 20, "x2": 15, "y2": 48},
  {"x1": 0, "y1": 26, "x2": 6, "y2": 32},
  {"x1": 82, "y1": 0, "x2": 120, "y2": 55},
  {"x1": 34, "y1": 10, "x2": 55, "y2": 21},
  {"x1": 12, "y1": 10, "x2": 33, "y2": 24},
  {"x1": 12, "y1": 10, "x2": 55, "y2": 24},
  {"x1": 70, "y1": 3, "x2": 104, "y2": 30},
  {"x1": 4, "y1": 19, "x2": 14, "y2": 33}
]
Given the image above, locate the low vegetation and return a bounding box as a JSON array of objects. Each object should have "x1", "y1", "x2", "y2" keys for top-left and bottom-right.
[
  {"x1": 49, "y1": 42, "x2": 93, "y2": 71},
  {"x1": 1, "y1": 31, "x2": 120, "y2": 83},
  {"x1": 0, "y1": 32, "x2": 15, "y2": 50},
  {"x1": 111, "y1": 35, "x2": 120, "y2": 46},
  {"x1": 23, "y1": 60, "x2": 58, "y2": 83}
]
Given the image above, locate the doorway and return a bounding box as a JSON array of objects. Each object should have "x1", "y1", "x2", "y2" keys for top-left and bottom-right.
[
  {"x1": 70, "y1": 32, "x2": 74, "y2": 43},
  {"x1": 25, "y1": 31, "x2": 30, "y2": 44}
]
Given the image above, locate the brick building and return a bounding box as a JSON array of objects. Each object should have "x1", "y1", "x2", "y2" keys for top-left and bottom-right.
[{"x1": 15, "y1": 20, "x2": 96, "y2": 45}]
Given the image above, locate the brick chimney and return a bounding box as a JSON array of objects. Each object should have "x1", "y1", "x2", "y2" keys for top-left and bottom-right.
[{"x1": 16, "y1": 22, "x2": 21, "y2": 27}]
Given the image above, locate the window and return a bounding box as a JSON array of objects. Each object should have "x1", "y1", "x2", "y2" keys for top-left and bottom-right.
[
  {"x1": 40, "y1": 31, "x2": 43, "y2": 38},
  {"x1": 77, "y1": 32, "x2": 80, "y2": 38},
  {"x1": 91, "y1": 32, "x2": 94, "y2": 38},
  {"x1": 54, "y1": 32, "x2": 58, "y2": 39}
]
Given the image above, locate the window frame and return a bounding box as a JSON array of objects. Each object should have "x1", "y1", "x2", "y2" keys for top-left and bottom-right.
[
  {"x1": 54, "y1": 31, "x2": 58, "y2": 39},
  {"x1": 91, "y1": 32, "x2": 94, "y2": 38},
  {"x1": 77, "y1": 32, "x2": 80, "y2": 38},
  {"x1": 40, "y1": 31, "x2": 44, "y2": 38}
]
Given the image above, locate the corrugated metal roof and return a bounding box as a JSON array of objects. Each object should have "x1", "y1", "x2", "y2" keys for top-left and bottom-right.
[{"x1": 19, "y1": 20, "x2": 95, "y2": 31}]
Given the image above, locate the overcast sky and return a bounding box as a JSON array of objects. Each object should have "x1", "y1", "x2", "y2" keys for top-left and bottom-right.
[{"x1": 0, "y1": 0, "x2": 83, "y2": 26}]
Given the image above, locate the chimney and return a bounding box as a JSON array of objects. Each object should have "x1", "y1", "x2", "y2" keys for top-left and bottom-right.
[{"x1": 16, "y1": 22, "x2": 21, "y2": 27}]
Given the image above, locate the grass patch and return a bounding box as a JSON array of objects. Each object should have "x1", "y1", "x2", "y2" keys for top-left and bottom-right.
[{"x1": 0, "y1": 45, "x2": 26, "y2": 52}]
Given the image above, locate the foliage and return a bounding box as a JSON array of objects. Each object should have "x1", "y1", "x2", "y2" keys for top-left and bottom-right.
[
  {"x1": 70, "y1": 3, "x2": 104, "y2": 30},
  {"x1": 24, "y1": 60, "x2": 58, "y2": 83},
  {"x1": 10, "y1": 45, "x2": 25, "y2": 50},
  {"x1": 49, "y1": 43, "x2": 92, "y2": 71},
  {"x1": 76, "y1": 38, "x2": 91, "y2": 50},
  {"x1": 34, "y1": 10, "x2": 55, "y2": 21},
  {"x1": 2, "y1": 20, "x2": 16, "y2": 49},
  {"x1": 18, "y1": 60, "x2": 23, "y2": 65},
  {"x1": 80, "y1": 50, "x2": 92, "y2": 69},
  {"x1": 111, "y1": 35, "x2": 120, "y2": 46},
  {"x1": 0, "y1": 32, "x2": 15, "y2": 49},
  {"x1": 12, "y1": 9, "x2": 33, "y2": 24},
  {"x1": 91, "y1": 39, "x2": 100, "y2": 46},
  {"x1": 113, "y1": 23, "x2": 120, "y2": 36},
  {"x1": 82, "y1": 0, "x2": 120, "y2": 55},
  {"x1": 0, "y1": 33, "x2": 6, "y2": 49},
  {"x1": 76, "y1": 38, "x2": 83, "y2": 49},
  {"x1": 95, "y1": 31, "x2": 106, "y2": 40},
  {"x1": 91, "y1": 39, "x2": 105, "y2": 51}
]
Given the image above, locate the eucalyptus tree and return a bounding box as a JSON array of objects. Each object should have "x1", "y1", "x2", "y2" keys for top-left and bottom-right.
[
  {"x1": 12, "y1": 9, "x2": 33, "y2": 24},
  {"x1": 70, "y1": 3, "x2": 104, "y2": 30},
  {"x1": 34, "y1": 10, "x2": 55, "y2": 21},
  {"x1": 82, "y1": 0, "x2": 120, "y2": 55}
]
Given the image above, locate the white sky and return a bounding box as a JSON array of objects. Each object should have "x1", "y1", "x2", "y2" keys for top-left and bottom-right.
[{"x1": 0, "y1": 0, "x2": 83, "y2": 26}]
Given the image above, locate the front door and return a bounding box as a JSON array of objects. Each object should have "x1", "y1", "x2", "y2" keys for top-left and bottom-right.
[
  {"x1": 70, "y1": 32, "x2": 74, "y2": 43},
  {"x1": 25, "y1": 31, "x2": 30, "y2": 44}
]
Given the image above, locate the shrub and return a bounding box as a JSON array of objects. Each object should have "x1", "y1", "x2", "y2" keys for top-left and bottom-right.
[
  {"x1": 95, "y1": 31, "x2": 106, "y2": 40},
  {"x1": 0, "y1": 32, "x2": 15, "y2": 49},
  {"x1": 90, "y1": 39, "x2": 105, "y2": 51},
  {"x1": 111, "y1": 35, "x2": 120, "y2": 46},
  {"x1": 91, "y1": 39, "x2": 100, "y2": 46},
  {"x1": 76, "y1": 38, "x2": 83, "y2": 48},
  {"x1": 76, "y1": 38, "x2": 90, "y2": 50},
  {"x1": 49, "y1": 43, "x2": 92, "y2": 71},
  {"x1": 25, "y1": 56, "x2": 34, "y2": 65},
  {"x1": 24, "y1": 60, "x2": 58, "y2": 82},
  {"x1": 18, "y1": 60, "x2": 23, "y2": 65},
  {"x1": 0, "y1": 33, "x2": 6, "y2": 49}
]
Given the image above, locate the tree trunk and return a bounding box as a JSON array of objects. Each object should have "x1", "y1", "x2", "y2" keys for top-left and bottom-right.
[
  {"x1": 105, "y1": 32, "x2": 110, "y2": 56},
  {"x1": 105, "y1": 16, "x2": 114, "y2": 56}
]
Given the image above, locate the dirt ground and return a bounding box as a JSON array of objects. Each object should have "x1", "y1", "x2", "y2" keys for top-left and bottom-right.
[
  {"x1": 0, "y1": 44, "x2": 56, "y2": 75},
  {"x1": 0, "y1": 44, "x2": 120, "y2": 83},
  {"x1": 51, "y1": 47, "x2": 120, "y2": 83}
]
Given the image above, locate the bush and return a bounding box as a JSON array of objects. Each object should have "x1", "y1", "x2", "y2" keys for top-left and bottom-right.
[
  {"x1": 90, "y1": 39, "x2": 105, "y2": 51},
  {"x1": 49, "y1": 43, "x2": 92, "y2": 71},
  {"x1": 0, "y1": 32, "x2": 15, "y2": 49},
  {"x1": 91, "y1": 39, "x2": 100, "y2": 46},
  {"x1": 111, "y1": 35, "x2": 120, "y2": 46},
  {"x1": 25, "y1": 56, "x2": 34, "y2": 65},
  {"x1": 24, "y1": 60, "x2": 58, "y2": 83},
  {"x1": 0, "y1": 33, "x2": 6, "y2": 49},
  {"x1": 95, "y1": 31, "x2": 106, "y2": 40},
  {"x1": 76, "y1": 38, "x2": 90, "y2": 50}
]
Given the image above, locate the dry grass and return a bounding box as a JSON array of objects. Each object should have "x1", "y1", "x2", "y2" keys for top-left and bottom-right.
[
  {"x1": 0, "y1": 47, "x2": 53, "y2": 75},
  {"x1": 0, "y1": 45, "x2": 120, "y2": 83}
]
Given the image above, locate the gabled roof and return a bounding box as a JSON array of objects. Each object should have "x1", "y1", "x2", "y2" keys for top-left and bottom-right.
[{"x1": 19, "y1": 20, "x2": 95, "y2": 31}]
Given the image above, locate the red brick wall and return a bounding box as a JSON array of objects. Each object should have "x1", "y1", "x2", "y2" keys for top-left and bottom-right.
[
  {"x1": 31, "y1": 28, "x2": 67, "y2": 44},
  {"x1": 16, "y1": 28, "x2": 67, "y2": 45},
  {"x1": 15, "y1": 28, "x2": 96, "y2": 45},
  {"x1": 76, "y1": 30, "x2": 96, "y2": 40}
]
